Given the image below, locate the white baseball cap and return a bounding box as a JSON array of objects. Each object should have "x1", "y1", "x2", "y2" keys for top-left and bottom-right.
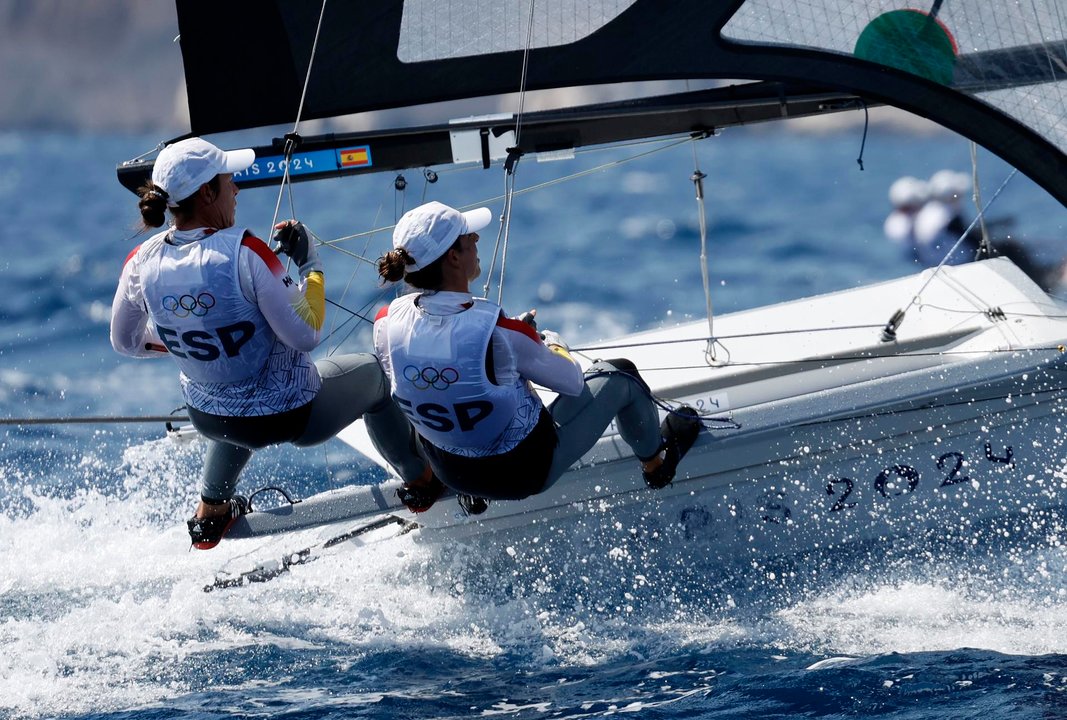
[
  {"x1": 392, "y1": 201, "x2": 493, "y2": 271},
  {"x1": 928, "y1": 169, "x2": 971, "y2": 202},
  {"x1": 888, "y1": 176, "x2": 929, "y2": 208},
  {"x1": 152, "y1": 137, "x2": 255, "y2": 206}
]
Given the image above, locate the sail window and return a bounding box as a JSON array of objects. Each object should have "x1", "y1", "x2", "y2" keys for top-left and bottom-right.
[
  {"x1": 397, "y1": 0, "x2": 638, "y2": 62},
  {"x1": 722, "y1": 0, "x2": 1067, "y2": 157}
]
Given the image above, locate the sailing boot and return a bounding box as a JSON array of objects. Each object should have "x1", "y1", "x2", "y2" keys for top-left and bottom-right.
[
  {"x1": 458, "y1": 494, "x2": 490, "y2": 516},
  {"x1": 187, "y1": 495, "x2": 249, "y2": 550},
  {"x1": 396, "y1": 473, "x2": 446, "y2": 513},
  {"x1": 643, "y1": 406, "x2": 702, "y2": 489}
]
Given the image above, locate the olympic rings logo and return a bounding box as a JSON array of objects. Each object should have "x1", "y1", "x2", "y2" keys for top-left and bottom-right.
[
  {"x1": 161, "y1": 292, "x2": 216, "y2": 318},
  {"x1": 403, "y1": 364, "x2": 459, "y2": 391}
]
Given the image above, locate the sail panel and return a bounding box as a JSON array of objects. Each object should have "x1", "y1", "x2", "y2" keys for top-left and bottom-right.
[
  {"x1": 397, "y1": 0, "x2": 637, "y2": 62},
  {"x1": 173, "y1": 0, "x2": 1067, "y2": 205},
  {"x1": 723, "y1": 0, "x2": 1067, "y2": 158}
]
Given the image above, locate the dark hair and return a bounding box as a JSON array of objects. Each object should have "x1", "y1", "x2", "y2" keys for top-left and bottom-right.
[
  {"x1": 377, "y1": 236, "x2": 463, "y2": 290},
  {"x1": 136, "y1": 176, "x2": 221, "y2": 229}
]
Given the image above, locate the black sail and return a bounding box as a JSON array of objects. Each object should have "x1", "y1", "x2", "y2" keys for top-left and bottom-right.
[{"x1": 163, "y1": 0, "x2": 1065, "y2": 204}]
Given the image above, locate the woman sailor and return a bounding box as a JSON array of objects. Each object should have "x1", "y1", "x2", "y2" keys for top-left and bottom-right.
[
  {"x1": 883, "y1": 175, "x2": 929, "y2": 265},
  {"x1": 373, "y1": 200, "x2": 701, "y2": 502},
  {"x1": 110, "y1": 137, "x2": 428, "y2": 549}
]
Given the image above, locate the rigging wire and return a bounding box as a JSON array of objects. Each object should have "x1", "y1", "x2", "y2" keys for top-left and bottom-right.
[
  {"x1": 128, "y1": 139, "x2": 167, "y2": 164},
  {"x1": 575, "y1": 345, "x2": 1067, "y2": 374},
  {"x1": 969, "y1": 141, "x2": 992, "y2": 254},
  {"x1": 266, "y1": 0, "x2": 330, "y2": 247},
  {"x1": 689, "y1": 139, "x2": 720, "y2": 365},
  {"x1": 321, "y1": 136, "x2": 694, "y2": 251},
  {"x1": 483, "y1": 0, "x2": 537, "y2": 304},
  {"x1": 311, "y1": 134, "x2": 696, "y2": 341},
  {"x1": 325, "y1": 194, "x2": 390, "y2": 356},
  {"x1": 880, "y1": 167, "x2": 1019, "y2": 342},
  {"x1": 0, "y1": 415, "x2": 191, "y2": 426}
]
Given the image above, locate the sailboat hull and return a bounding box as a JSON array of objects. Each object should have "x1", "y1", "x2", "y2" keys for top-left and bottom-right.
[
  {"x1": 415, "y1": 372, "x2": 1066, "y2": 563},
  {"x1": 231, "y1": 258, "x2": 1067, "y2": 559}
]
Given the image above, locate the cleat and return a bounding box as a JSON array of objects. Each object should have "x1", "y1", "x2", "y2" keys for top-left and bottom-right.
[
  {"x1": 396, "y1": 474, "x2": 446, "y2": 513},
  {"x1": 188, "y1": 495, "x2": 248, "y2": 550},
  {"x1": 643, "y1": 406, "x2": 702, "y2": 489},
  {"x1": 458, "y1": 494, "x2": 490, "y2": 516}
]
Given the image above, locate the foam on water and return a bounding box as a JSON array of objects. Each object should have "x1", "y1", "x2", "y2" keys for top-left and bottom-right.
[
  {"x1": 782, "y1": 577, "x2": 1067, "y2": 657},
  {"x1": 4, "y1": 431, "x2": 1067, "y2": 717},
  {"x1": 2, "y1": 130, "x2": 1066, "y2": 717}
]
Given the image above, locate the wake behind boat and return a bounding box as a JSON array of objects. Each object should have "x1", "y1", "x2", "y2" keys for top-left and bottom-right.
[{"x1": 115, "y1": 0, "x2": 1067, "y2": 570}]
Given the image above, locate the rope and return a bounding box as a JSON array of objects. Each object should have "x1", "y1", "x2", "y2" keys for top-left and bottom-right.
[
  {"x1": 855, "y1": 101, "x2": 869, "y2": 171},
  {"x1": 266, "y1": 0, "x2": 330, "y2": 247},
  {"x1": 512, "y1": 0, "x2": 537, "y2": 152},
  {"x1": 580, "y1": 368, "x2": 739, "y2": 430},
  {"x1": 317, "y1": 134, "x2": 693, "y2": 326},
  {"x1": 488, "y1": 168, "x2": 519, "y2": 304},
  {"x1": 570, "y1": 323, "x2": 886, "y2": 353},
  {"x1": 906, "y1": 168, "x2": 1017, "y2": 303},
  {"x1": 324, "y1": 189, "x2": 389, "y2": 356}
]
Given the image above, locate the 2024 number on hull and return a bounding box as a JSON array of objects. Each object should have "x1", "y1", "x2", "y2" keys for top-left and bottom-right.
[{"x1": 826, "y1": 441, "x2": 1015, "y2": 513}]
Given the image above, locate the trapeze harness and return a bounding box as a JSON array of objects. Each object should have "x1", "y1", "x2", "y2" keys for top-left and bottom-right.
[{"x1": 382, "y1": 295, "x2": 558, "y2": 499}]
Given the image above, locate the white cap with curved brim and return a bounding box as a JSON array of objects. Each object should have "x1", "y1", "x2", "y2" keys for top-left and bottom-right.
[
  {"x1": 152, "y1": 137, "x2": 255, "y2": 207},
  {"x1": 928, "y1": 169, "x2": 971, "y2": 202},
  {"x1": 888, "y1": 176, "x2": 929, "y2": 208},
  {"x1": 392, "y1": 200, "x2": 493, "y2": 271}
]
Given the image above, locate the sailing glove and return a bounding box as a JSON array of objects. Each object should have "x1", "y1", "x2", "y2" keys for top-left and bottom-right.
[
  {"x1": 515, "y1": 309, "x2": 538, "y2": 330},
  {"x1": 273, "y1": 220, "x2": 323, "y2": 276},
  {"x1": 540, "y1": 329, "x2": 569, "y2": 351}
]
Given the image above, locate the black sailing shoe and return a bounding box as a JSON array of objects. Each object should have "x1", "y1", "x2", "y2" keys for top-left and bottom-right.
[
  {"x1": 643, "y1": 406, "x2": 702, "y2": 489},
  {"x1": 396, "y1": 475, "x2": 446, "y2": 513},
  {"x1": 187, "y1": 495, "x2": 248, "y2": 550},
  {"x1": 458, "y1": 494, "x2": 490, "y2": 516}
]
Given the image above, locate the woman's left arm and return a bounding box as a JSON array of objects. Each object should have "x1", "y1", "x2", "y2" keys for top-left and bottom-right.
[{"x1": 497, "y1": 317, "x2": 585, "y2": 396}]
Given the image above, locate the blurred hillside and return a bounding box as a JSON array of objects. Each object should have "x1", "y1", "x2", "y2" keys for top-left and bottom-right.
[{"x1": 0, "y1": 0, "x2": 186, "y2": 133}]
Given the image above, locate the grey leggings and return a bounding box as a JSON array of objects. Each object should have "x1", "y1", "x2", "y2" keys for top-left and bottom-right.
[
  {"x1": 544, "y1": 359, "x2": 662, "y2": 488},
  {"x1": 192, "y1": 354, "x2": 424, "y2": 503}
]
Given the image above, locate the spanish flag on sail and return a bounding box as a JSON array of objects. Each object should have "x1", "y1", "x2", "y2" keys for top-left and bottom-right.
[{"x1": 339, "y1": 146, "x2": 372, "y2": 168}]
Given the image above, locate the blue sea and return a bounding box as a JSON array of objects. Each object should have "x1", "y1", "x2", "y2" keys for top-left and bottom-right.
[{"x1": 1, "y1": 127, "x2": 1066, "y2": 719}]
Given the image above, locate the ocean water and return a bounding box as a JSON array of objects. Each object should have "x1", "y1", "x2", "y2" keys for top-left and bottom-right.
[{"x1": 1, "y1": 127, "x2": 1067, "y2": 719}]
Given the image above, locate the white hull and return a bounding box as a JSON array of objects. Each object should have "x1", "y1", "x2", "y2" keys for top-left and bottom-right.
[{"x1": 315, "y1": 258, "x2": 1067, "y2": 557}]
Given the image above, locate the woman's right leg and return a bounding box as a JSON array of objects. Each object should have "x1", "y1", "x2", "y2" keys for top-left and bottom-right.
[
  {"x1": 184, "y1": 439, "x2": 254, "y2": 549},
  {"x1": 198, "y1": 439, "x2": 254, "y2": 506}
]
